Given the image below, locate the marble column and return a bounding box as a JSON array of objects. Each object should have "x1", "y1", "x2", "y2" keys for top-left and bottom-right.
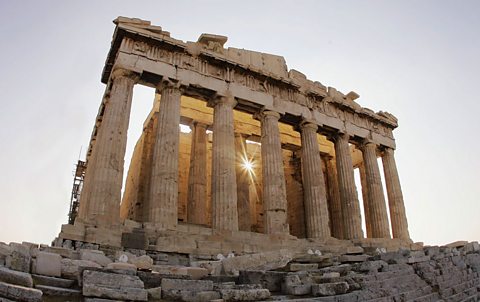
[
  {"x1": 325, "y1": 158, "x2": 343, "y2": 239},
  {"x1": 187, "y1": 122, "x2": 208, "y2": 225},
  {"x1": 235, "y1": 133, "x2": 252, "y2": 231},
  {"x1": 299, "y1": 121, "x2": 331, "y2": 238},
  {"x1": 147, "y1": 82, "x2": 182, "y2": 228},
  {"x1": 332, "y1": 133, "x2": 363, "y2": 239},
  {"x1": 77, "y1": 68, "x2": 138, "y2": 226},
  {"x1": 259, "y1": 111, "x2": 289, "y2": 234},
  {"x1": 211, "y1": 96, "x2": 239, "y2": 231},
  {"x1": 360, "y1": 142, "x2": 391, "y2": 238},
  {"x1": 359, "y1": 163, "x2": 372, "y2": 238},
  {"x1": 382, "y1": 147, "x2": 410, "y2": 239}
]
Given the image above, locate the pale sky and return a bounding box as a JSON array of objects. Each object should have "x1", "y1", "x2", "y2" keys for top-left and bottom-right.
[{"x1": 0, "y1": 1, "x2": 479, "y2": 246}]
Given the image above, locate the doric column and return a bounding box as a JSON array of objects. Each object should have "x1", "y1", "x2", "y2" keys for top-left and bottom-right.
[
  {"x1": 187, "y1": 122, "x2": 208, "y2": 225},
  {"x1": 78, "y1": 68, "x2": 138, "y2": 226},
  {"x1": 382, "y1": 147, "x2": 410, "y2": 239},
  {"x1": 235, "y1": 133, "x2": 252, "y2": 232},
  {"x1": 211, "y1": 96, "x2": 239, "y2": 231},
  {"x1": 332, "y1": 133, "x2": 363, "y2": 239},
  {"x1": 360, "y1": 141, "x2": 391, "y2": 238},
  {"x1": 299, "y1": 121, "x2": 331, "y2": 238},
  {"x1": 359, "y1": 163, "x2": 372, "y2": 238},
  {"x1": 258, "y1": 111, "x2": 289, "y2": 234},
  {"x1": 325, "y1": 157, "x2": 343, "y2": 239},
  {"x1": 147, "y1": 81, "x2": 183, "y2": 228}
]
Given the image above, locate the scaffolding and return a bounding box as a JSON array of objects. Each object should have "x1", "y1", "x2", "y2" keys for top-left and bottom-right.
[{"x1": 68, "y1": 160, "x2": 87, "y2": 225}]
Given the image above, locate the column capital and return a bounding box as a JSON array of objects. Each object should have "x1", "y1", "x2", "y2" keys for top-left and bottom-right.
[
  {"x1": 156, "y1": 79, "x2": 186, "y2": 93},
  {"x1": 207, "y1": 95, "x2": 237, "y2": 108},
  {"x1": 358, "y1": 138, "x2": 377, "y2": 152},
  {"x1": 299, "y1": 120, "x2": 318, "y2": 131},
  {"x1": 111, "y1": 68, "x2": 140, "y2": 82},
  {"x1": 379, "y1": 145, "x2": 395, "y2": 155},
  {"x1": 253, "y1": 110, "x2": 281, "y2": 121},
  {"x1": 328, "y1": 132, "x2": 351, "y2": 143}
]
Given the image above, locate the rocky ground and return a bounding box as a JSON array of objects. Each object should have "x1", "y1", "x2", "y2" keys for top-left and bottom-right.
[{"x1": 0, "y1": 240, "x2": 480, "y2": 301}]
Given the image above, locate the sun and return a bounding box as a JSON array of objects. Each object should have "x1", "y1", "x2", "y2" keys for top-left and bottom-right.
[{"x1": 242, "y1": 159, "x2": 254, "y2": 172}]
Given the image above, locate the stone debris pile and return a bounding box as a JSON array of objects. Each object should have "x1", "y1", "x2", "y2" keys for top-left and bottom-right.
[{"x1": 0, "y1": 240, "x2": 480, "y2": 301}]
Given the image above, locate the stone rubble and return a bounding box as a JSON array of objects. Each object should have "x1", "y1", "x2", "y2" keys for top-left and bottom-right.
[{"x1": 0, "y1": 239, "x2": 480, "y2": 301}]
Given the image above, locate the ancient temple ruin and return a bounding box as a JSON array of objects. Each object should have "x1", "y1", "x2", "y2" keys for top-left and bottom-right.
[{"x1": 57, "y1": 17, "x2": 411, "y2": 253}]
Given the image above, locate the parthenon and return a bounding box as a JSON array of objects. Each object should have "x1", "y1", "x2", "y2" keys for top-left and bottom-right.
[{"x1": 58, "y1": 16, "x2": 410, "y2": 253}]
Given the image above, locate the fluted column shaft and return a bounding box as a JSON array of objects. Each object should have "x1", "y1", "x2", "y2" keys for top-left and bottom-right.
[
  {"x1": 300, "y1": 122, "x2": 331, "y2": 238},
  {"x1": 78, "y1": 69, "x2": 137, "y2": 226},
  {"x1": 187, "y1": 122, "x2": 208, "y2": 225},
  {"x1": 235, "y1": 133, "x2": 252, "y2": 231},
  {"x1": 259, "y1": 111, "x2": 289, "y2": 234},
  {"x1": 382, "y1": 148, "x2": 410, "y2": 239},
  {"x1": 148, "y1": 83, "x2": 182, "y2": 228},
  {"x1": 359, "y1": 163, "x2": 372, "y2": 238},
  {"x1": 333, "y1": 133, "x2": 363, "y2": 239},
  {"x1": 361, "y1": 142, "x2": 391, "y2": 238},
  {"x1": 326, "y1": 158, "x2": 343, "y2": 239},
  {"x1": 211, "y1": 96, "x2": 238, "y2": 231}
]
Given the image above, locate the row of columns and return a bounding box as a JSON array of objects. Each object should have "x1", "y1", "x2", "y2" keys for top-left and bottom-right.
[{"x1": 78, "y1": 69, "x2": 410, "y2": 241}]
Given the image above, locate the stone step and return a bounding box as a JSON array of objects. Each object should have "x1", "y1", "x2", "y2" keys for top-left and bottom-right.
[
  {"x1": 406, "y1": 292, "x2": 442, "y2": 302},
  {"x1": 32, "y1": 274, "x2": 75, "y2": 288},
  {"x1": 0, "y1": 266, "x2": 33, "y2": 288},
  {"x1": 35, "y1": 284, "x2": 81, "y2": 297}
]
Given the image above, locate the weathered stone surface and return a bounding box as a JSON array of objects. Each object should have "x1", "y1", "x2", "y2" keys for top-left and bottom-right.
[
  {"x1": 220, "y1": 288, "x2": 270, "y2": 301},
  {"x1": 34, "y1": 285, "x2": 81, "y2": 297},
  {"x1": 238, "y1": 270, "x2": 286, "y2": 292},
  {"x1": 106, "y1": 262, "x2": 137, "y2": 273},
  {"x1": 445, "y1": 240, "x2": 468, "y2": 248},
  {"x1": 79, "y1": 250, "x2": 113, "y2": 267},
  {"x1": 147, "y1": 286, "x2": 162, "y2": 300},
  {"x1": 339, "y1": 255, "x2": 368, "y2": 262},
  {"x1": 222, "y1": 250, "x2": 293, "y2": 275},
  {"x1": 288, "y1": 263, "x2": 319, "y2": 271},
  {"x1": 31, "y1": 274, "x2": 74, "y2": 288},
  {"x1": 282, "y1": 273, "x2": 312, "y2": 296},
  {"x1": 312, "y1": 282, "x2": 349, "y2": 296},
  {"x1": 61, "y1": 258, "x2": 101, "y2": 280},
  {"x1": 464, "y1": 241, "x2": 480, "y2": 253},
  {"x1": 6, "y1": 243, "x2": 31, "y2": 273},
  {"x1": 0, "y1": 266, "x2": 33, "y2": 287},
  {"x1": 0, "y1": 281, "x2": 42, "y2": 302},
  {"x1": 163, "y1": 289, "x2": 221, "y2": 302},
  {"x1": 83, "y1": 270, "x2": 147, "y2": 301},
  {"x1": 35, "y1": 252, "x2": 61, "y2": 277},
  {"x1": 161, "y1": 278, "x2": 213, "y2": 291},
  {"x1": 190, "y1": 260, "x2": 222, "y2": 275},
  {"x1": 130, "y1": 255, "x2": 153, "y2": 270}
]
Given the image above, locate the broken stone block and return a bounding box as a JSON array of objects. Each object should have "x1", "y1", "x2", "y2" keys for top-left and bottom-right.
[
  {"x1": 221, "y1": 249, "x2": 293, "y2": 275},
  {"x1": 183, "y1": 267, "x2": 209, "y2": 280},
  {"x1": 339, "y1": 255, "x2": 368, "y2": 263},
  {"x1": 312, "y1": 282, "x2": 349, "y2": 296},
  {"x1": 288, "y1": 263, "x2": 318, "y2": 271},
  {"x1": 130, "y1": 255, "x2": 153, "y2": 270},
  {"x1": 345, "y1": 246, "x2": 364, "y2": 254},
  {"x1": 0, "y1": 244, "x2": 12, "y2": 264},
  {"x1": 82, "y1": 270, "x2": 147, "y2": 301},
  {"x1": 282, "y1": 273, "x2": 312, "y2": 296},
  {"x1": 35, "y1": 252, "x2": 61, "y2": 277},
  {"x1": 147, "y1": 286, "x2": 162, "y2": 300},
  {"x1": 407, "y1": 255, "x2": 430, "y2": 264},
  {"x1": 34, "y1": 285, "x2": 81, "y2": 297},
  {"x1": 106, "y1": 262, "x2": 137, "y2": 273},
  {"x1": 220, "y1": 288, "x2": 270, "y2": 301},
  {"x1": 31, "y1": 274, "x2": 74, "y2": 288},
  {"x1": 161, "y1": 278, "x2": 213, "y2": 291},
  {"x1": 0, "y1": 281, "x2": 42, "y2": 302},
  {"x1": 445, "y1": 240, "x2": 468, "y2": 248},
  {"x1": 190, "y1": 260, "x2": 222, "y2": 275},
  {"x1": 464, "y1": 241, "x2": 480, "y2": 253},
  {"x1": 61, "y1": 258, "x2": 101, "y2": 280},
  {"x1": 238, "y1": 270, "x2": 286, "y2": 292},
  {"x1": 163, "y1": 289, "x2": 221, "y2": 302},
  {"x1": 0, "y1": 266, "x2": 33, "y2": 287},
  {"x1": 79, "y1": 250, "x2": 112, "y2": 267},
  {"x1": 6, "y1": 243, "x2": 31, "y2": 273}
]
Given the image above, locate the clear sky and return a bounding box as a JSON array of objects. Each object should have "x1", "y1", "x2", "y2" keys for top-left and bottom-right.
[{"x1": 0, "y1": 1, "x2": 479, "y2": 246}]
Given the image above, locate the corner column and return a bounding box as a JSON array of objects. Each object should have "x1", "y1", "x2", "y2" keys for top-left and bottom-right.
[
  {"x1": 332, "y1": 133, "x2": 363, "y2": 239},
  {"x1": 187, "y1": 122, "x2": 208, "y2": 225},
  {"x1": 360, "y1": 141, "x2": 391, "y2": 238},
  {"x1": 211, "y1": 96, "x2": 239, "y2": 231},
  {"x1": 299, "y1": 121, "x2": 331, "y2": 238},
  {"x1": 325, "y1": 157, "x2": 343, "y2": 239},
  {"x1": 147, "y1": 81, "x2": 183, "y2": 229},
  {"x1": 78, "y1": 68, "x2": 138, "y2": 227},
  {"x1": 258, "y1": 111, "x2": 289, "y2": 234},
  {"x1": 382, "y1": 147, "x2": 410, "y2": 239}
]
